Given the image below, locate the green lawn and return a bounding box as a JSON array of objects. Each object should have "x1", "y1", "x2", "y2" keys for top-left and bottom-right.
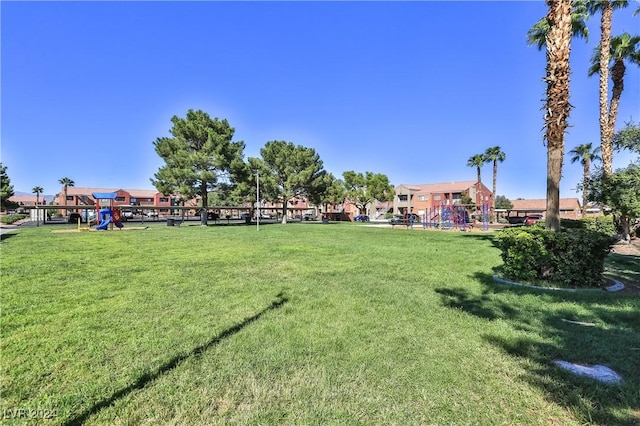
[{"x1": 1, "y1": 223, "x2": 639, "y2": 425}]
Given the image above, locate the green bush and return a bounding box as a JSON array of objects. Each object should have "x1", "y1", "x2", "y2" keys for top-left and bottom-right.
[
  {"x1": 0, "y1": 214, "x2": 28, "y2": 224},
  {"x1": 495, "y1": 226, "x2": 614, "y2": 287},
  {"x1": 561, "y1": 216, "x2": 616, "y2": 235}
]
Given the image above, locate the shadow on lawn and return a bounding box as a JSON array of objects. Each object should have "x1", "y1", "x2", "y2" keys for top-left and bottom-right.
[
  {"x1": 435, "y1": 275, "x2": 640, "y2": 426},
  {"x1": 64, "y1": 293, "x2": 289, "y2": 426},
  {"x1": 0, "y1": 232, "x2": 18, "y2": 241}
]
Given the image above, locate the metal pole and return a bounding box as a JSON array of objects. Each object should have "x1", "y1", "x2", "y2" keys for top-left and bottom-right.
[{"x1": 256, "y1": 170, "x2": 260, "y2": 231}]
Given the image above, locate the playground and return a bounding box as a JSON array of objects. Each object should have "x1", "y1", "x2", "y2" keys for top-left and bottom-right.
[
  {"x1": 52, "y1": 192, "x2": 148, "y2": 233},
  {"x1": 390, "y1": 203, "x2": 494, "y2": 231}
]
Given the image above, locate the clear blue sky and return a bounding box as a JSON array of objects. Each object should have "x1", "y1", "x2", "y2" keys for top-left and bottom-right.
[{"x1": 2, "y1": 1, "x2": 639, "y2": 201}]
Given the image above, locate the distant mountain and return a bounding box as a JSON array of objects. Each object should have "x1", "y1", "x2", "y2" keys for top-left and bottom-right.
[{"x1": 14, "y1": 191, "x2": 55, "y2": 203}]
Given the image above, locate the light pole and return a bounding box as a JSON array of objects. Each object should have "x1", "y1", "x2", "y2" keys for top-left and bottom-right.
[{"x1": 256, "y1": 170, "x2": 260, "y2": 231}]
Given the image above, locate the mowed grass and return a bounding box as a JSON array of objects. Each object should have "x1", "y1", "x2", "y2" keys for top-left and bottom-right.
[{"x1": 1, "y1": 223, "x2": 639, "y2": 425}]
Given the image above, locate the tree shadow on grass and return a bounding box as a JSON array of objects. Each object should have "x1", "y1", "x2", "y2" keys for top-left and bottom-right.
[
  {"x1": 457, "y1": 231, "x2": 502, "y2": 249},
  {"x1": 63, "y1": 293, "x2": 289, "y2": 426},
  {"x1": 0, "y1": 232, "x2": 18, "y2": 241},
  {"x1": 435, "y1": 275, "x2": 640, "y2": 426}
]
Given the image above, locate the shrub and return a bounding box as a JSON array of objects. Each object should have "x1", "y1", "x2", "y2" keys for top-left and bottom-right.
[
  {"x1": 0, "y1": 214, "x2": 28, "y2": 224},
  {"x1": 561, "y1": 216, "x2": 616, "y2": 235},
  {"x1": 495, "y1": 227, "x2": 614, "y2": 287}
]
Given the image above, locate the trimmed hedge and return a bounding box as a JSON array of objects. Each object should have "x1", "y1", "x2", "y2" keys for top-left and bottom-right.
[
  {"x1": 495, "y1": 226, "x2": 614, "y2": 287},
  {"x1": 0, "y1": 214, "x2": 28, "y2": 225},
  {"x1": 561, "y1": 216, "x2": 616, "y2": 235}
]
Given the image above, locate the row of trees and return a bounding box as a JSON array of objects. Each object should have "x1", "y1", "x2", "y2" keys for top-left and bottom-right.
[
  {"x1": 0, "y1": 168, "x2": 75, "y2": 213},
  {"x1": 152, "y1": 109, "x2": 394, "y2": 225},
  {"x1": 529, "y1": 0, "x2": 639, "y2": 231},
  {"x1": 467, "y1": 146, "x2": 506, "y2": 220}
]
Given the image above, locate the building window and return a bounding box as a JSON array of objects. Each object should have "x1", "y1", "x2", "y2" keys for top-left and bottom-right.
[
  {"x1": 398, "y1": 195, "x2": 408, "y2": 202},
  {"x1": 418, "y1": 195, "x2": 425, "y2": 201},
  {"x1": 66, "y1": 196, "x2": 73, "y2": 201},
  {"x1": 159, "y1": 197, "x2": 168, "y2": 202},
  {"x1": 434, "y1": 195, "x2": 441, "y2": 201},
  {"x1": 116, "y1": 197, "x2": 125, "y2": 202}
]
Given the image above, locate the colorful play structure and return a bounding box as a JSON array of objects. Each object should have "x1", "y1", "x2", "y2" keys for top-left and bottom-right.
[
  {"x1": 419, "y1": 203, "x2": 491, "y2": 231},
  {"x1": 91, "y1": 192, "x2": 123, "y2": 231}
]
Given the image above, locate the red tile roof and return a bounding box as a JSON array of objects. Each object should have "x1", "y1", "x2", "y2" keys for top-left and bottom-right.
[
  {"x1": 510, "y1": 198, "x2": 580, "y2": 211},
  {"x1": 397, "y1": 181, "x2": 478, "y2": 193},
  {"x1": 8, "y1": 195, "x2": 39, "y2": 204},
  {"x1": 64, "y1": 187, "x2": 160, "y2": 198}
]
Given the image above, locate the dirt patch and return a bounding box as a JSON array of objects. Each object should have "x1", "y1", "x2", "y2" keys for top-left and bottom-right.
[{"x1": 610, "y1": 239, "x2": 640, "y2": 256}]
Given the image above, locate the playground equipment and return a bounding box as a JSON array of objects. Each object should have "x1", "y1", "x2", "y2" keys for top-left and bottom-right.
[
  {"x1": 420, "y1": 203, "x2": 491, "y2": 231},
  {"x1": 92, "y1": 192, "x2": 124, "y2": 231},
  {"x1": 481, "y1": 203, "x2": 490, "y2": 231}
]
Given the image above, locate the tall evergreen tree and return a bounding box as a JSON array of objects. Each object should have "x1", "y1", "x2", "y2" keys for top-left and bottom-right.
[
  {"x1": 342, "y1": 171, "x2": 394, "y2": 216},
  {"x1": 151, "y1": 109, "x2": 246, "y2": 226},
  {"x1": 254, "y1": 141, "x2": 328, "y2": 224},
  {"x1": 0, "y1": 163, "x2": 15, "y2": 212},
  {"x1": 321, "y1": 174, "x2": 346, "y2": 217}
]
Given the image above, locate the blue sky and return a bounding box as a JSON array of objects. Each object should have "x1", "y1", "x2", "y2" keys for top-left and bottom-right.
[{"x1": 2, "y1": 1, "x2": 639, "y2": 201}]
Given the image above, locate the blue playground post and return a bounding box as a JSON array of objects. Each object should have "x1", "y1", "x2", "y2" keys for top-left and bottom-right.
[
  {"x1": 459, "y1": 206, "x2": 467, "y2": 232},
  {"x1": 441, "y1": 203, "x2": 452, "y2": 230},
  {"x1": 482, "y1": 203, "x2": 490, "y2": 231}
]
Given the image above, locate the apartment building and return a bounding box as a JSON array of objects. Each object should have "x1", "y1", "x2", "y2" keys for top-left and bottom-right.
[
  {"x1": 394, "y1": 181, "x2": 493, "y2": 218},
  {"x1": 508, "y1": 198, "x2": 581, "y2": 219},
  {"x1": 7, "y1": 195, "x2": 45, "y2": 207},
  {"x1": 55, "y1": 187, "x2": 175, "y2": 215},
  {"x1": 54, "y1": 186, "x2": 322, "y2": 219}
]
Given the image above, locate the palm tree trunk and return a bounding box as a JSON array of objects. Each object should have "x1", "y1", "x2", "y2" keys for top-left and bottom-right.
[
  {"x1": 599, "y1": 3, "x2": 613, "y2": 175},
  {"x1": 544, "y1": 0, "x2": 572, "y2": 232},
  {"x1": 607, "y1": 60, "x2": 626, "y2": 158},
  {"x1": 492, "y1": 160, "x2": 497, "y2": 222},
  {"x1": 63, "y1": 186, "x2": 68, "y2": 216},
  {"x1": 582, "y1": 160, "x2": 589, "y2": 216}
]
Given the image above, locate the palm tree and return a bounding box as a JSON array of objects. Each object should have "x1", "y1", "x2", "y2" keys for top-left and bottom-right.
[
  {"x1": 585, "y1": 0, "x2": 629, "y2": 175},
  {"x1": 527, "y1": 0, "x2": 589, "y2": 49},
  {"x1": 588, "y1": 32, "x2": 640, "y2": 174},
  {"x1": 31, "y1": 186, "x2": 44, "y2": 206},
  {"x1": 467, "y1": 154, "x2": 485, "y2": 185},
  {"x1": 569, "y1": 143, "x2": 601, "y2": 215},
  {"x1": 467, "y1": 154, "x2": 485, "y2": 208},
  {"x1": 58, "y1": 177, "x2": 74, "y2": 215},
  {"x1": 543, "y1": 0, "x2": 573, "y2": 231},
  {"x1": 483, "y1": 146, "x2": 506, "y2": 222},
  {"x1": 528, "y1": 1, "x2": 582, "y2": 231}
]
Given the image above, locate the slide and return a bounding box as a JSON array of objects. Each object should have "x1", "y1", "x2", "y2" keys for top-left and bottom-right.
[
  {"x1": 95, "y1": 219, "x2": 110, "y2": 230},
  {"x1": 94, "y1": 208, "x2": 112, "y2": 230}
]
